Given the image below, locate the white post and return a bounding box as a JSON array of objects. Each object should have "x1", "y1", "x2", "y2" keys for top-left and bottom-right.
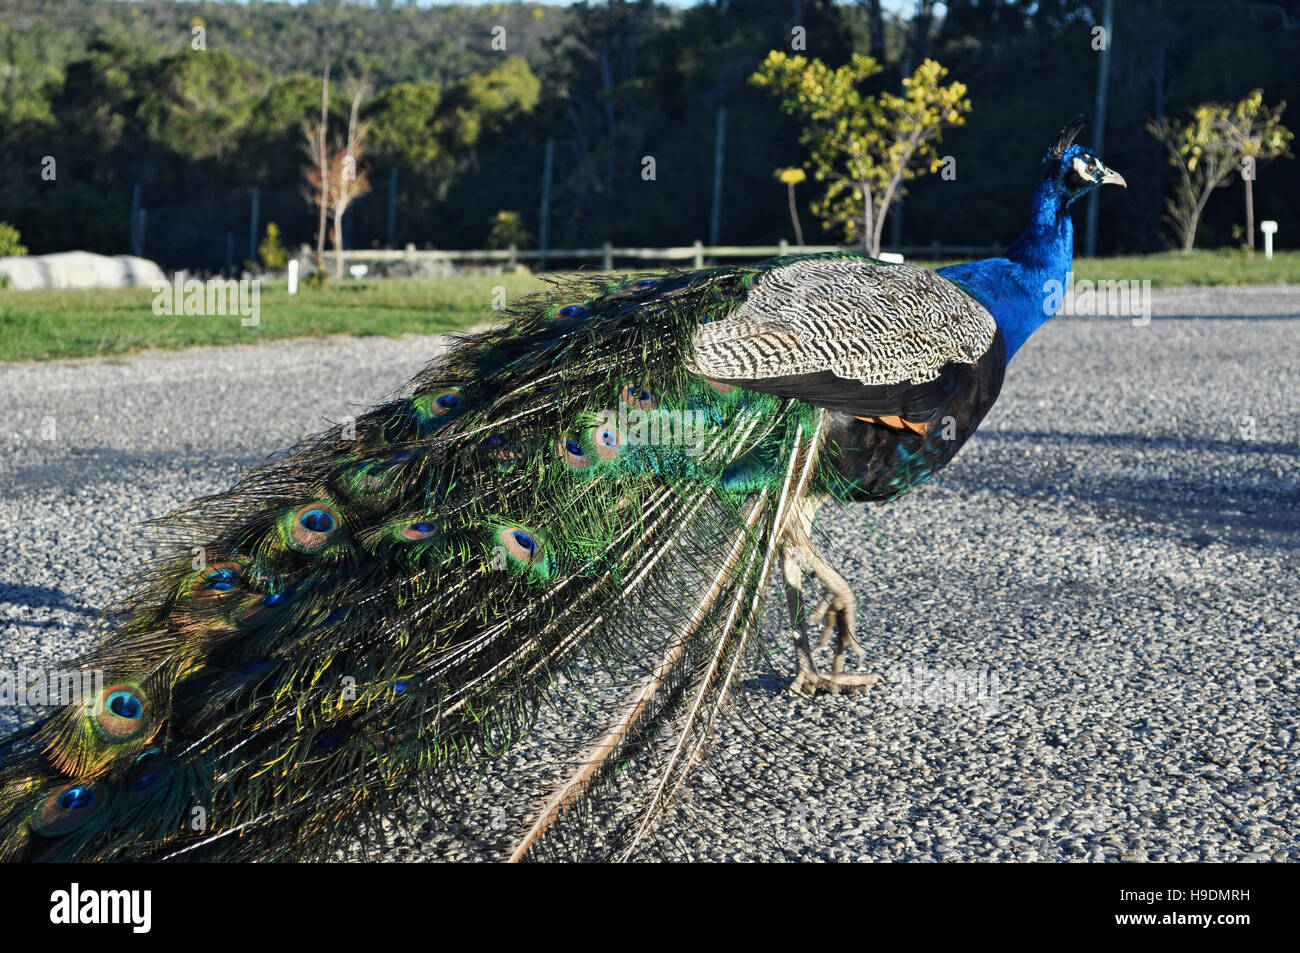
[
  {"x1": 287, "y1": 259, "x2": 299, "y2": 294},
  {"x1": 1260, "y1": 220, "x2": 1277, "y2": 260}
]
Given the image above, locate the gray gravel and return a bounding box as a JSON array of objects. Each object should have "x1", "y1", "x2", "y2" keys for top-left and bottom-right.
[{"x1": 1, "y1": 284, "x2": 1297, "y2": 862}]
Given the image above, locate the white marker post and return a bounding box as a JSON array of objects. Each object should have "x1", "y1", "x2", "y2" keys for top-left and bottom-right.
[
  {"x1": 287, "y1": 259, "x2": 299, "y2": 294},
  {"x1": 1260, "y1": 221, "x2": 1277, "y2": 260}
]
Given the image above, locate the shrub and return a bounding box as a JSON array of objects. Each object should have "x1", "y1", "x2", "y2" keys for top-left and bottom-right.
[
  {"x1": 258, "y1": 222, "x2": 288, "y2": 270},
  {"x1": 486, "y1": 210, "x2": 531, "y2": 250},
  {"x1": 0, "y1": 222, "x2": 28, "y2": 257}
]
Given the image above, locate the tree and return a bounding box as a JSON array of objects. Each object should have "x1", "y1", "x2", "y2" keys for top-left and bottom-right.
[
  {"x1": 368, "y1": 81, "x2": 447, "y2": 173},
  {"x1": 310, "y1": 63, "x2": 331, "y2": 274},
  {"x1": 366, "y1": 60, "x2": 539, "y2": 245},
  {"x1": 334, "y1": 73, "x2": 374, "y2": 279},
  {"x1": 539, "y1": 1, "x2": 671, "y2": 227},
  {"x1": 1214, "y1": 92, "x2": 1292, "y2": 251},
  {"x1": 438, "y1": 57, "x2": 540, "y2": 157},
  {"x1": 244, "y1": 73, "x2": 344, "y2": 187},
  {"x1": 774, "y1": 167, "x2": 806, "y2": 247},
  {"x1": 486, "y1": 210, "x2": 532, "y2": 250},
  {"x1": 49, "y1": 34, "x2": 156, "y2": 172},
  {"x1": 140, "y1": 51, "x2": 265, "y2": 164},
  {"x1": 862, "y1": 0, "x2": 886, "y2": 61},
  {"x1": 258, "y1": 223, "x2": 288, "y2": 271},
  {"x1": 0, "y1": 21, "x2": 58, "y2": 126},
  {"x1": 752, "y1": 53, "x2": 971, "y2": 257},
  {"x1": 304, "y1": 72, "x2": 374, "y2": 280},
  {"x1": 1148, "y1": 91, "x2": 1293, "y2": 251}
]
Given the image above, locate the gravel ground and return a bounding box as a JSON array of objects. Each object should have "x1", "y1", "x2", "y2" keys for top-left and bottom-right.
[{"x1": 1, "y1": 284, "x2": 1297, "y2": 862}]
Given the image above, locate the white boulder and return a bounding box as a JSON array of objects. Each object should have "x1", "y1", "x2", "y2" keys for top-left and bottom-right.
[{"x1": 0, "y1": 251, "x2": 167, "y2": 290}]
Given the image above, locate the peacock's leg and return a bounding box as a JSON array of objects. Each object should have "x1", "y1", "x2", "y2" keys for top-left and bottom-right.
[{"x1": 781, "y1": 495, "x2": 884, "y2": 696}]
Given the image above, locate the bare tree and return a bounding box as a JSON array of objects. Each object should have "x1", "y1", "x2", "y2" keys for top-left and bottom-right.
[
  {"x1": 333, "y1": 73, "x2": 374, "y2": 278},
  {"x1": 314, "y1": 62, "x2": 330, "y2": 273},
  {"x1": 303, "y1": 72, "x2": 374, "y2": 280}
]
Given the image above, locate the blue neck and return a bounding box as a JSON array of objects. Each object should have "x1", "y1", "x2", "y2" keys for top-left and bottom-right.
[{"x1": 938, "y1": 178, "x2": 1074, "y2": 361}]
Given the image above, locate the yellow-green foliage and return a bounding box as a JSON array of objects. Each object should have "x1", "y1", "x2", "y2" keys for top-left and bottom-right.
[
  {"x1": 258, "y1": 222, "x2": 288, "y2": 271},
  {"x1": 486, "y1": 210, "x2": 532, "y2": 250},
  {"x1": 0, "y1": 222, "x2": 27, "y2": 258},
  {"x1": 1147, "y1": 90, "x2": 1293, "y2": 250},
  {"x1": 752, "y1": 52, "x2": 971, "y2": 256}
]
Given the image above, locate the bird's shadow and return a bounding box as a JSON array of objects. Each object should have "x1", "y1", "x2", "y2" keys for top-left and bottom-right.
[
  {"x1": 976, "y1": 428, "x2": 1300, "y2": 552},
  {"x1": 0, "y1": 583, "x2": 101, "y2": 619}
]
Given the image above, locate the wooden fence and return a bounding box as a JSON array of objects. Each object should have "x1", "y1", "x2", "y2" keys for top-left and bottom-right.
[{"x1": 321, "y1": 239, "x2": 1004, "y2": 273}]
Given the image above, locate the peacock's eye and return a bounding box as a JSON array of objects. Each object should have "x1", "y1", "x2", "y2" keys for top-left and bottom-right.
[
  {"x1": 301, "y1": 509, "x2": 335, "y2": 533},
  {"x1": 260, "y1": 590, "x2": 292, "y2": 608},
  {"x1": 107, "y1": 690, "x2": 143, "y2": 719},
  {"x1": 59, "y1": 787, "x2": 95, "y2": 811},
  {"x1": 133, "y1": 749, "x2": 165, "y2": 789},
  {"x1": 204, "y1": 567, "x2": 240, "y2": 591}
]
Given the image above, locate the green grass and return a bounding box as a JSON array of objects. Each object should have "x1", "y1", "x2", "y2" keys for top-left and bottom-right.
[
  {"x1": 909, "y1": 248, "x2": 1300, "y2": 287},
  {"x1": 0, "y1": 273, "x2": 550, "y2": 362},
  {"x1": 2, "y1": 249, "x2": 1296, "y2": 362},
  {"x1": 1074, "y1": 248, "x2": 1300, "y2": 287}
]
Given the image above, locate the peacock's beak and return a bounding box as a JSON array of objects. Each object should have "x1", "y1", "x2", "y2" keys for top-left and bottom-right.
[{"x1": 1099, "y1": 166, "x2": 1126, "y2": 188}]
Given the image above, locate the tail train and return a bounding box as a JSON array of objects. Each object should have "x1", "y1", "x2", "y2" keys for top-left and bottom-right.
[{"x1": 0, "y1": 262, "x2": 846, "y2": 862}]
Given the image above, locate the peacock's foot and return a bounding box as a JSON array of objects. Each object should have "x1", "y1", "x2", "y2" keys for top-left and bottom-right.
[
  {"x1": 790, "y1": 664, "x2": 885, "y2": 696},
  {"x1": 780, "y1": 498, "x2": 884, "y2": 697},
  {"x1": 788, "y1": 595, "x2": 884, "y2": 696}
]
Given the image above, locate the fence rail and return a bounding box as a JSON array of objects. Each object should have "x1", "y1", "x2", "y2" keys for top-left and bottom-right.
[{"x1": 321, "y1": 239, "x2": 1004, "y2": 272}]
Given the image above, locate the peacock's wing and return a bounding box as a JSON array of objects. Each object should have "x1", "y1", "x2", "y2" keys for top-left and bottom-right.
[{"x1": 687, "y1": 257, "x2": 997, "y2": 422}]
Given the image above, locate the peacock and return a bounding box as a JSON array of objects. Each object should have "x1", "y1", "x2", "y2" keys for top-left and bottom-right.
[{"x1": 0, "y1": 117, "x2": 1123, "y2": 862}]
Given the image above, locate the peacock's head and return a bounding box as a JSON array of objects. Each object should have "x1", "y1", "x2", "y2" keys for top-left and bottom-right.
[{"x1": 1042, "y1": 115, "x2": 1126, "y2": 205}]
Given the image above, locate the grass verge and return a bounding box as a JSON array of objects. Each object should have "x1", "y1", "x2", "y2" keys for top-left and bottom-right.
[{"x1": 2, "y1": 249, "x2": 1294, "y2": 362}]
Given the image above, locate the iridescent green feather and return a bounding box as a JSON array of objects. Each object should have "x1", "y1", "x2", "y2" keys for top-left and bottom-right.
[{"x1": 0, "y1": 259, "x2": 844, "y2": 861}]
